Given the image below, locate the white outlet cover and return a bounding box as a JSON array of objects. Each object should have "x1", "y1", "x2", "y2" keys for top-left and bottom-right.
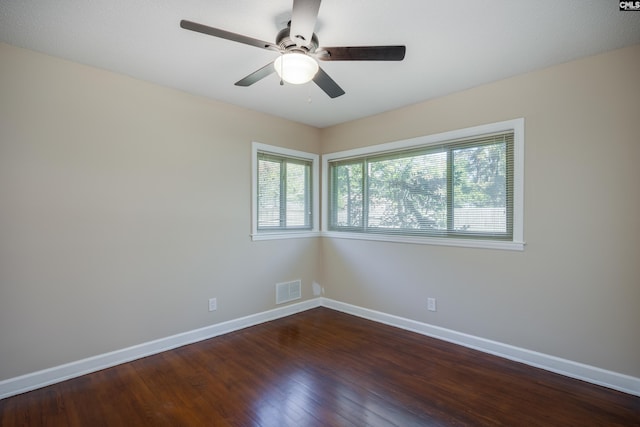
[{"x1": 312, "y1": 282, "x2": 322, "y2": 296}]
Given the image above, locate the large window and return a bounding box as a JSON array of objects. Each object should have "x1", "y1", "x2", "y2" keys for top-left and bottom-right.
[
  {"x1": 252, "y1": 142, "x2": 319, "y2": 240},
  {"x1": 322, "y1": 119, "x2": 524, "y2": 250}
]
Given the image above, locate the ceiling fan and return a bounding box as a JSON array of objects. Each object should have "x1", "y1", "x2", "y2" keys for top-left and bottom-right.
[{"x1": 180, "y1": 0, "x2": 406, "y2": 98}]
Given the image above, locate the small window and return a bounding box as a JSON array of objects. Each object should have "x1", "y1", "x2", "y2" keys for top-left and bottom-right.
[
  {"x1": 252, "y1": 142, "x2": 319, "y2": 240},
  {"x1": 322, "y1": 119, "x2": 524, "y2": 250}
]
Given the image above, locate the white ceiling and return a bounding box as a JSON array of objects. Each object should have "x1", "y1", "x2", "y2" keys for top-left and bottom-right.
[{"x1": 1, "y1": 1, "x2": 639, "y2": 128}]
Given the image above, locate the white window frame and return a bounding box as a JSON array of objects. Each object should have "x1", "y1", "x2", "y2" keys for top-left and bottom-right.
[
  {"x1": 251, "y1": 142, "x2": 320, "y2": 241},
  {"x1": 321, "y1": 119, "x2": 525, "y2": 251}
]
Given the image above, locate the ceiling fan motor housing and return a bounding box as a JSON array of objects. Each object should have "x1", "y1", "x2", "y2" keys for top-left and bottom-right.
[{"x1": 276, "y1": 25, "x2": 319, "y2": 53}]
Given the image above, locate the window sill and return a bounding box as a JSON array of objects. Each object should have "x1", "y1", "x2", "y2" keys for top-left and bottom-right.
[
  {"x1": 251, "y1": 230, "x2": 525, "y2": 251},
  {"x1": 320, "y1": 231, "x2": 525, "y2": 251},
  {"x1": 251, "y1": 231, "x2": 321, "y2": 241}
]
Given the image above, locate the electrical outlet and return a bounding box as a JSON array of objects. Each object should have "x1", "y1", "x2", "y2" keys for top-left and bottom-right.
[
  {"x1": 427, "y1": 297, "x2": 437, "y2": 312},
  {"x1": 208, "y1": 297, "x2": 217, "y2": 312},
  {"x1": 312, "y1": 282, "x2": 322, "y2": 296}
]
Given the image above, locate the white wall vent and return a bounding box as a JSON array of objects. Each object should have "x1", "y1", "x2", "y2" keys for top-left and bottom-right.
[{"x1": 276, "y1": 280, "x2": 302, "y2": 305}]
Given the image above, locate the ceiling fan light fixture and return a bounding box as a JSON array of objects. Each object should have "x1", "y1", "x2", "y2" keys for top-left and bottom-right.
[{"x1": 274, "y1": 52, "x2": 319, "y2": 84}]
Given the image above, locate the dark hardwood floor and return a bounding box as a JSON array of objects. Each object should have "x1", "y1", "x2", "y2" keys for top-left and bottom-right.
[{"x1": 1, "y1": 307, "x2": 638, "y2": 426}]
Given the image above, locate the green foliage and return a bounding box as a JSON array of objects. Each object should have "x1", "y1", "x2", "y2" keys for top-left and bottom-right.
[
  {"x1": 370, "y1": 152, "x2": 447, "y2": 230},
  {"x1": 332, "y1": 162, "x2": 363, "y2": 226},
  {"x1": 453, "y1": 143, "x2": 506, "y2": 208}
]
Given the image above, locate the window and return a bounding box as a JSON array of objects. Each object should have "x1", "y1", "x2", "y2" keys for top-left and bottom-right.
[
  {"x1": 322, "y1": 119, "x2": 524, "y2": 250},
  {"x1": 252, "y1": 142, "x2": 319, "y2": 240}
]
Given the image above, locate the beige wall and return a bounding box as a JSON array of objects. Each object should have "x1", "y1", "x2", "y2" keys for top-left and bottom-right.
[
  {"x1": 0, "y1": 43, "x2": 321, "y2": 380},
  {"x1": 1, "y1": 41, "x2": 638, "y2": 382},
  {"x1": 320, "y1": 44, "x2": 640, "y2": 377}
]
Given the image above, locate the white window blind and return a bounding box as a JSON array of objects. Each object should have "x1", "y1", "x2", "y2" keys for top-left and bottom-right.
[
  {"x1": 252, "y1": 142, "x2": 319, "y2": 240},
  {"x1": 258, "y1": 152, "x2": 312, "y2": 230},
  {"x1": 323, "y1": 119, "x2": 524, "y2": 249}
]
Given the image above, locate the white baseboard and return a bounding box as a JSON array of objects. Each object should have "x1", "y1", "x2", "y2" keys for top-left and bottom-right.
[
  {"x1": 0, "y1": 298, "x2": 321, "y2": 400},
  {"x1": 2, "y1": 296, "x2": 638, "y2": 400},
  {"x1": 320, "y1": 298, "x2": 640, "y2": 397}
]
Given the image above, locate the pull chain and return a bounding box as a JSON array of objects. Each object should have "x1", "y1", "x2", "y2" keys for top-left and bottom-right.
[{"x1": 279, "y1": 53, "x2": 284, "y2": 86}]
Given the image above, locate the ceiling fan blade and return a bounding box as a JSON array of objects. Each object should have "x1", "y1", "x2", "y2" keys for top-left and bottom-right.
[
  {"x1": 290, "y1": 0, "x2": 321, "y2": 48},
  {"x1": 180, "y1": 20, "x2": 277, "y2": 50},
  {"x1": 235, "y1": 62, "x2": 276, "y2": 87},
  {"x1": 313, "y1": 67, "x2": 345, "y2": 98},
  {"x1": 318, "y1": 45, "x2": 406, "y2": 61}
]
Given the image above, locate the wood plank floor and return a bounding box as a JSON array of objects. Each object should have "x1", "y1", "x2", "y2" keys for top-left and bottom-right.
[{"x1": 1, "y1": 307, "x2": 638, "y2": 426}]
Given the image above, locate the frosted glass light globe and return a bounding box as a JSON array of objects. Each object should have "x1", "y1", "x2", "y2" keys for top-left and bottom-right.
[{"x1": 274, "y1": 52, "x2": 319, "y2": 84}]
